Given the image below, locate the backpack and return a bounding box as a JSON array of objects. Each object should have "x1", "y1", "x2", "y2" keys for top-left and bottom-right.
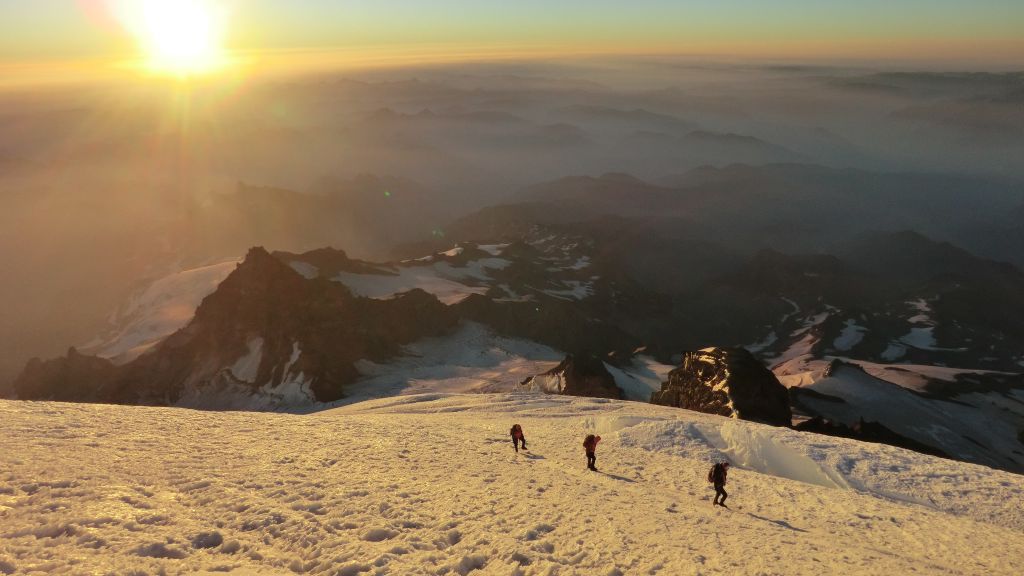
[
  {"x1": 707, "y1": 463, "x2": 722, "y2": 483},
  {"x1": 583, "y1": 434, "x2": 596, "y2": 448}
]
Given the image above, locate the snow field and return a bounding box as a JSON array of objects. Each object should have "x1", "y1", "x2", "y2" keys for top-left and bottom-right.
[
  {"x1": 331, "y1": 257, "x2": 511, "y2": 306},
  {"x1": 2, "y1": 395, "x2": 1022, "y2": 575},
  {"x1": 349, "y1": 323, "x2": 564, "y2": 401},
  {"x1": 774, "y1": 354, "x2": 1024, "y2": 471},
  {"x1": 85, "y1": 259, "x2": 242, "y2": 364}
]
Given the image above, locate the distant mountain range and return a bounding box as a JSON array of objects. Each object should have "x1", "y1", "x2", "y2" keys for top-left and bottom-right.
[{"x1": 9, "y1": 182, "x2": 1024, "y2": 471}]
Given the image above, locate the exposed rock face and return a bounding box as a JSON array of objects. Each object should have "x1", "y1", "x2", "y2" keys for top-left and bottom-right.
[
  {"x1": 273, "y1": 247, "x2": 390, "y2": 278},
  {"x1": 650, "y1": 347, "x2": 792, "y2": 426},
  {"x1": 12, "y1": 247, "x2": 458, "y2": 407},
  {"x1": 454, "y1": 295, "x2": 637, "y2": 359},
  {"x1": 521, "y1": 353, "x2": 623, "y2": 399},
  {"x1": 13, "y1": 348, "x2": 118, "y2": 402}
]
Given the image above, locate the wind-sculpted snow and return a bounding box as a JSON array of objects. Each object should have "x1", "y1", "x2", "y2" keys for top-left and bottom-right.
[
  {"x1": 697, "y1": 421, "x2": 851, "y2": 490},
  {"x1": 2, "y1": 395, "x2": 1022, "y2": 575}
]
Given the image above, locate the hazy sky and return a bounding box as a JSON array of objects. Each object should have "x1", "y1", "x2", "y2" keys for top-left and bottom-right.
[{"x1": 1, "y1": 0, "x2": 1023, "y2": 65}]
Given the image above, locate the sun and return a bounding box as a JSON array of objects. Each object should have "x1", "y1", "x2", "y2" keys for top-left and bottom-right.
[{"x1": 131, "y1": 0, "x2": 228, "y2": 75}]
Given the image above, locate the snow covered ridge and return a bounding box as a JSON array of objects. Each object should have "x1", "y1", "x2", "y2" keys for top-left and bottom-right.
[
  {"x1": 7, "y1": 243, "x2": 655, "y2": 411},
  {"x1": 79, "y1": 241, "x2": 553, "y2": 367},
  {"x1": 80, "y1": 259, "x2": 242, "y2": 365},
  {"x1": 8, "y1": 237, "x2": 661, "y2": 403},
  {"x1": 80, "y1": 244, "x2": 523, "y2": 364},
  {"x1": 750, "y1": 293, "x2": 1021, "y2": 373},
  {"x1": 282, "y1": 240, "x2": 591, "y2": 306},
  {"x1": 11, "y1": 248, "x2": 461, "y2": 408},
  {"x1": 1, "y1": 394, "x2": 1022, "y2": 575}
]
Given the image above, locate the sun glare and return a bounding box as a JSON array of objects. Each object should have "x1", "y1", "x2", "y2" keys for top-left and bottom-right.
[{"x1": 128, "y1": 0, "x2": 227, "y2": 75}]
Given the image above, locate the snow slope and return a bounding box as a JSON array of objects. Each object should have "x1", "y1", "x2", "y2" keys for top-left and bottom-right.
[
  {"x1": 775, "y1": 354, "x2": 1015, "y2": 393},
  {"x1": 604, "y1": 356, "x2": 674, "y2": 402},
  {"x1": 775, "y1": 355, "x2": 1024, "y2": 470},
  {"x1": 1, "y1": 394, "x2": 1022, "y2": 575},
  {"x1": 332, "y1": 257, "x2": 511, "y2": 306},
  {"x1": 287, "y1": 248, "x2": 513, "y2": 306},
  {"x1": 789, "y1": 364, "x2": 1021, "y2": 468},
  {"x1": 348, "y1": 322, "x2": 564, "y2": 400},
  {"x1": 83, "y1": 259, "x2": 241, "y2": 364},
  {"x1": 154, "y1": 319, "x2": 667, "y2": 410}
]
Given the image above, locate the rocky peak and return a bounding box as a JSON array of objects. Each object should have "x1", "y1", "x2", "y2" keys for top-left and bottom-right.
[
  {"x1": 190, "y1": 246, "x2": 317, "y2": 332},
  {"x1": 13, "y1": 349, "x2": 117, "y2": 403},
  {"x1": 10, "y1": 246, "x2": 458, "y2": 408},
  {"x1": 822, "y1": 358, "x2": 867, "y2": 378},
  {"x1": 650, "y1": 347, "x2": 791, "y2": 426},
  {"x1": 521, "y1": 353, "x2": 623, "y2": 399},
  {"x1": 273, "y1": 247, "x2": 387, "y2": 278}
]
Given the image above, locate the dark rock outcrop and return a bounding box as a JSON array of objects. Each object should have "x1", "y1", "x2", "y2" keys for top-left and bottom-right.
[
  {"x1": 521, "y1": 353, "x2": 623, "y2": 399},
  {"x1": 13, "y1": 348, "x2": 118, "y2": 402},
  {"x1": 650, "y1": 347, "x2": 792, "y2": 426},
  {"x1": 454, "y1": 294, "x2": 636, "y2": 359},
  {"x1": 272, "y1": 247, "x2": 392, "y2": 277}
]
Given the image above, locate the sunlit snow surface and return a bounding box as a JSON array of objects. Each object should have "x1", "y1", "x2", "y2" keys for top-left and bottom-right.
[
  {"x1": 83, "y1": 259, "x2": 241, "y2": 364},
  {"x1": 1, "y1": 395, "x2": 1022, "y2": 575}
]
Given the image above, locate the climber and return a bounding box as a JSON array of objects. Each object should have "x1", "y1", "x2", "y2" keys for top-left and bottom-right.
[
  {"x1": 583, "y1": 434, "x2": 601, "y2": 471},
  {"x1": 510, "y1": 423, "x2": 527, "y2": 452},
  {"x1": 708, "y1": 461, "x2": 730, "y2": 507}
]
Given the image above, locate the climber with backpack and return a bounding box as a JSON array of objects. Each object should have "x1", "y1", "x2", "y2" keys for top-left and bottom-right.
[
  {"x1": 510, "y1": 423, "x2": 527, "y2": 453},
  {"x1": 708, "y1": 461, "x2": 730, "y2": 507},
  {"x1": 583, "y1": 434, "x2": 601, "y2": 471}
]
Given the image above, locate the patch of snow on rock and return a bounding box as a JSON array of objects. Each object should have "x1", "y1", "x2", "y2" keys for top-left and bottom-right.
[
  {"x1": 542, "y1": 280, "x2": 594, "y2": 301},
  {"x1": 288, "y1": 260, "x2": 319, "y2": 279},
  {"x1": 901, "y1": 327, "x2": 938, "y2": 350},
  {"x1": 746, "y1": 330, "x2": 778, "y2": 354},
  {"x1": 335, "y1": 267, "x2": 481, "y2": 305},
  {"x1": 882, "y1": 342, "x2": 907, "y2": 361},
  {"x1": 333, "y1": 258, "x2": 511, "y2": 305},
  {"x1": 477, "y1": 243, "x2": 509, "y2": 256},
  {"x1": 229, "y1": 337, "x2": 264, "y2": 384},
  {"x1": 263, "y1": 372, "x2": 315, "y2": 407},
  {"x1": 604, "y1": 356, "x2": 675, "y2": 402},
  {"x1": 569, "y1": 256, "x2": 591, "y2": 270},
  {"x1": 833, "y1": 319, "x2": 867, "y2": 351}
]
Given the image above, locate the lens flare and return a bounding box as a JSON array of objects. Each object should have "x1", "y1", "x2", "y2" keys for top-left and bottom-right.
[{"x1": 118, "y1": 0, "x2": 228, "y2": 75}]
